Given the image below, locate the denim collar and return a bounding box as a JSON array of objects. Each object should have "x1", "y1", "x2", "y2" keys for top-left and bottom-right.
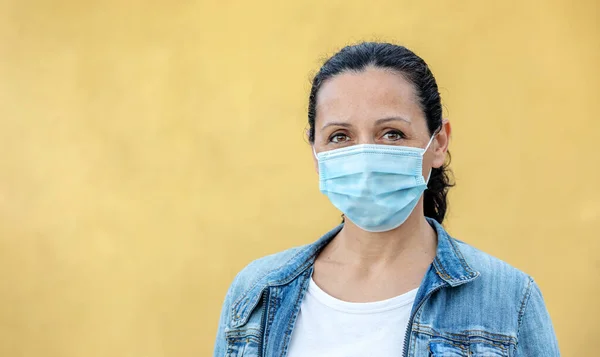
[{"x1": 231, "y1": 217, "x2": 480, "y2": 327}]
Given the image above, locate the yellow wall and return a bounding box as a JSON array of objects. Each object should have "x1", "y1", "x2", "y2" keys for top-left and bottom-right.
[{"x1": 0, "y1": 1, "x2": 598, "y2": 356}]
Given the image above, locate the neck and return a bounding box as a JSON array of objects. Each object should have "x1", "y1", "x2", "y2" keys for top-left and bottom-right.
[{"x1": 327, "y1": 204, "x2": 438, "y2": 268}]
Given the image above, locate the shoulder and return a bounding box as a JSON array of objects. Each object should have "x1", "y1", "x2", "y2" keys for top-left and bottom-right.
[
  {"x1": 214, "y1": 240, "x2": 325, "y2": 355},
  {"x1": 452, "y1": 237, "x2": 534, "y2": 301},
  {"x1": 455, "y1": 238, "x2": 530, "y2": 281},
  {"x1": 226, "y1": 243, "x2": 312, "y2": 303},
  {"x1": 226, "y1": 224, "x2": 343, "y2": 304}
]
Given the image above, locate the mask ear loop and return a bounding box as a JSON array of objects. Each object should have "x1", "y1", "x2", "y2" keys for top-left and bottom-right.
[
  {"x1": 423, "y1": 126, "x2": 443, "y2": 183},
  {"x1": 423, "y1": 126, "x2": 442, "y2": 154}
]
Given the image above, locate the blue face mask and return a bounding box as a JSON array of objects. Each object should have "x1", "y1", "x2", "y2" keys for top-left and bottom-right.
[{"x1": 314, "y1": 134, "x2": 437, "y2": 232}]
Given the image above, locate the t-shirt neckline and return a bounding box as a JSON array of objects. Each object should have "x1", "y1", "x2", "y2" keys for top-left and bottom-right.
[{"x1": 307, "y1": 277, "x2": 419, "y2": 314}]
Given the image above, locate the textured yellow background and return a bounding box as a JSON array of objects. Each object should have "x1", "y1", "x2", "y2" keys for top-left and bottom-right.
[{"x1": 0, "y1": 1, "x2": 598, "y2": 356}]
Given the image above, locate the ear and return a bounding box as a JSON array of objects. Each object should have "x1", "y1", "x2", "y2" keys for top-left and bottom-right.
[{"x1": 432, "y1": 120, "x2": 451, "y2": 169}]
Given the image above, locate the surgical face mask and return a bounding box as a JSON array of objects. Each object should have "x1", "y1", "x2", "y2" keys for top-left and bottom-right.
[{"x1": 314, "y1": 134, "x2": 437, "y2": 232}]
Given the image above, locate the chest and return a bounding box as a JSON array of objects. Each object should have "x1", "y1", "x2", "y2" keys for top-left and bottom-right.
[
  {"x1": 223, "y1": 277, "x2": 517, "y2": 357},
  {"x1": 285, "y1": 282, "x2": 414, "y2": 357},
  {"x1": 225, "y1": 312, "x2": 514, "y2": 357}
]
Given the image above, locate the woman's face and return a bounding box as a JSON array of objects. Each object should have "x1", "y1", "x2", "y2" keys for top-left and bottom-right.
[{"x1": 312, "y1": 66, "x2": 450, "y2": 178}]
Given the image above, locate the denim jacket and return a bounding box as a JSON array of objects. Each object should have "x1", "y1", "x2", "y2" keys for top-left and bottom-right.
[{"x1": 214, "y1": 218, "x2": 560, "y2": 357}]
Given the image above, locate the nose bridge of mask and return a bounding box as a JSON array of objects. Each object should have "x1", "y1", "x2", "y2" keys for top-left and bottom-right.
[{"x1": 313, "y1": 129, "x2": 438, "y2": 161}]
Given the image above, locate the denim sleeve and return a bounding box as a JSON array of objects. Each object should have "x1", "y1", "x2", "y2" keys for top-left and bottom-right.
[
  {"x1": 515, "y1": 277, "x2": 560, "y2": 356},
  {"x1": 213, "y1": 275, "x2": 238, "y2": 357}
]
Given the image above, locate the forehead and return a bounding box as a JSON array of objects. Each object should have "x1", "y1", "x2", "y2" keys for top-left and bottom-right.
[{"x1": 315, "y1": 66, "x2": 422, "y2": 124}]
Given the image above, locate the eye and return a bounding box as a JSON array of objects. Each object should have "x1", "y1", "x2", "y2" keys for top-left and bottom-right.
[
  {"x1": 382, "y1": 130, "x2": 405, "y2": 141},
  {"x1": 329, "y1": 132, "x2": 350, "y2": 143}
]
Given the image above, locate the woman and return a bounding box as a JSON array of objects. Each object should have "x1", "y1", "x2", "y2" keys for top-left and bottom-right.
[{"x1": 214, "y1": 42, "x2": 559, "y2": 357}]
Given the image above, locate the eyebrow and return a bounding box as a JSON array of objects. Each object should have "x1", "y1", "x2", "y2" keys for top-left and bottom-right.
[
  {"x1": 321, "y1": 121, "x2": 352, "y2": 130},
  {"x1": 321, "y1": 116, "x2": 411, "y2": 130},
  {"x1": 375, "y1": 116, "x2": 411, "y2": 125}
]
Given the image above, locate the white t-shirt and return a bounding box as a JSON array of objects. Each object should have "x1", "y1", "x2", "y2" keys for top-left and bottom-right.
[{"x1": 287, "y1": 277, "x2": 418, "y2": 357}]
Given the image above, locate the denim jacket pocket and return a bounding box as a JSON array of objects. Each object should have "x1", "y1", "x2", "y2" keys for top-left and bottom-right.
[
  {"x1": 429, "y1": 337, "x2": 511, "y2": 357},
  {"x1": 429, "y1": 339, "x2": 469, "y2": 356},
  {"x1": 469, "y1": 340, "x2": 510, "y2": 356},
  {"x1": 225, "y1": 328, "x2": 261, "y2": 357}
]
